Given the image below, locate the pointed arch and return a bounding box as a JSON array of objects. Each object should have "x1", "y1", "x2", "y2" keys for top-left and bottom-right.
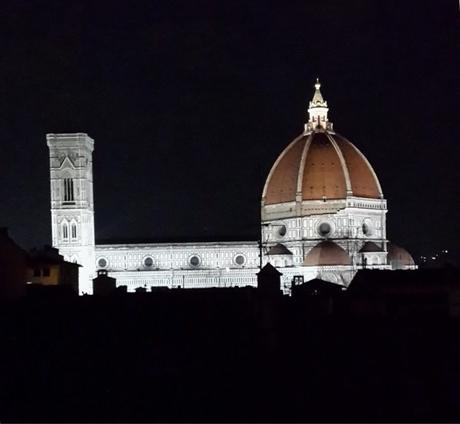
[
  {"x1": 62, "y1": 221, "x2": 69, "y2": 241},
  {"x1": 71, "y1": 220, "x2": 77, "y2": 240}
]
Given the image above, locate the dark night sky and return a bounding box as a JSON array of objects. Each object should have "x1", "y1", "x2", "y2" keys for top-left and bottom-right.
[{"x1": 0, "y1": 0, "x2": 459, "y2": 264}]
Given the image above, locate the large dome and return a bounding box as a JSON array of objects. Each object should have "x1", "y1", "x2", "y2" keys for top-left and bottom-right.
[{"x1": 262, "y1": 81, "x2": 383, "y2": 205}]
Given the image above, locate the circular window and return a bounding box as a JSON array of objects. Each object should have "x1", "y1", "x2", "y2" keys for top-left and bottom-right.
[
  {"x1": 362, "y1": 220, "x2": 373, "y2": 236},
  {"x1": 318, "y1": 222, "x2": 332, "y2": 237},
  {"x1": 97, "y1": 258, "x2": 107, "y2": 268},
  {"x1": 189, "y1": 255, "x2": 201, "y2": 267},
  {"x1": 277, "y1": 225, "x2": 287, "y2": 238},
  {"x1": 143, "y1": 256, "x2": 154, "y2": 267},
  {"x1": 234, "y1": 254, "x2": 246, "y2": 266}
]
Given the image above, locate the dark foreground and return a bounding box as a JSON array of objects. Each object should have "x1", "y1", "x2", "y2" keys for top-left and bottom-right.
[{"x1": 1, "y1": 289, "x2": 459, "y2": 422}]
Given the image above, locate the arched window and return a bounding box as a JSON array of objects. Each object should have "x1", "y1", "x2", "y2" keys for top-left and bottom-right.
[
  {"x1": 62, "y1": 222, "x2": 69, "y2": 240},
  {"x1": 71, "y1": 223, "x2": 77, "y2": 240},
  {"x1": 63, "y1": 178, "x2": 75, "y2": 202}
]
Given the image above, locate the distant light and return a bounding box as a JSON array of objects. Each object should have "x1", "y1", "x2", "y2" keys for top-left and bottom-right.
[
  {"x1": 431, "y1": 256, "x2": 436, "y2": 260},
  {"x1": 444, "y1": 250, "x2": 449, "y2": 253}
]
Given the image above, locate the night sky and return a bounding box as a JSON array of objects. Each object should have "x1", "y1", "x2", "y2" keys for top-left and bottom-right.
[{"x1": 0, "y1": 0, "x2": 459, "y2": 264}]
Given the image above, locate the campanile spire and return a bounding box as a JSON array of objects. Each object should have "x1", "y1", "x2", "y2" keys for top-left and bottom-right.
[{"x1": 305, "y1": 78, "x2": 333, "y2": 132}]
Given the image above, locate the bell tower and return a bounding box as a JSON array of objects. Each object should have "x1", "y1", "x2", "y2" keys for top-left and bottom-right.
[{"x1": 47, "y1": 133, "x2": 96, "y2": 294}]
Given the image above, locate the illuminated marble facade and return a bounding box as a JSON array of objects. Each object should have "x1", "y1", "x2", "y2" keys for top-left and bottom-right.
[{"x1": 47, "y1": 82, "x2": 415, "y2": 294}]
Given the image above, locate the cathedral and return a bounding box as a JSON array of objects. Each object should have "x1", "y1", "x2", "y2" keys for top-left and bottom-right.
[{"x1": 47, "y1": 81, "x2": 416, "y2": 294}]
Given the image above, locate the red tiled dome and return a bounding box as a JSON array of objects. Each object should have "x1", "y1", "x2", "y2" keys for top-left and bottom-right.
[{"x1": 263, "y1": 130, "x2": 383, "y2": 205}]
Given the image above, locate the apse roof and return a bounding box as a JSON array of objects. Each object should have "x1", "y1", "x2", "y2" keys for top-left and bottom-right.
[
  {"x1": 267, "y1": 243, "x2": 293, "y2": 255},
  {"x1": 304, "y1": 241, "x2": 352, "y2": 266}
]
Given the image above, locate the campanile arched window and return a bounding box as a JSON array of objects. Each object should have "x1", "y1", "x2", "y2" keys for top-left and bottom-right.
[
  {"x1": 62, "y1": 222, "x2": 69, "y2": 241},
  {"x1": 71, "y1": 222, "x2": 77, "y2": 240},
  {"x1": 63, "y1": 178, "x2": 75, "y2": 202}
]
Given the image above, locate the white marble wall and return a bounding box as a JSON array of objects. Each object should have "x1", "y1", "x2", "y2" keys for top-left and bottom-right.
[
  {"x1": 95, "y1": 241, "x2": 260, "y2": 272},
  {"x1": 94, "y1": 240, "x2": 369, "y2": 294},
  {"x1": 97, "y1": 262, "x2": 358, "y2": 294}
]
